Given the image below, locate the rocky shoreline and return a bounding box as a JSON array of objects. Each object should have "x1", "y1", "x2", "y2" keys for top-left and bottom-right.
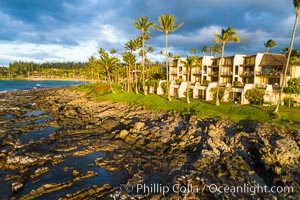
[{"x1": 0, "y1": 87, "x2": 299, "y2": 199}]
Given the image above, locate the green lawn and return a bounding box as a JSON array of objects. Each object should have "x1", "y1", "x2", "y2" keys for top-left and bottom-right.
[{"x1": 76, "y1": 83, "x2": 300, "y2": 129}]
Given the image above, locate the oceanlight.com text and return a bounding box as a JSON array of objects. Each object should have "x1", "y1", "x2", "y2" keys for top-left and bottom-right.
[{"x1": 205, "y1": 183, "x2": 294, "y2": 196}]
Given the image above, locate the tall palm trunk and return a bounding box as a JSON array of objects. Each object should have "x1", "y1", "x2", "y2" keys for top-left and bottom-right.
[
  {"x1": 142, "y1": 32, "x2": 147, "y2": 95},
  {"x1": 106, "y1": 66, "x2": 115, "y2": 94},
  {"x1": 126, "y1": 65, "x2": 130, "y2": 92},
  {"x1": 134, "y1": 63, "x2": 138, "y2": 94},
  {"x1": 186, "y1": 65, "x2": 190, "y2": 104},
  {"x1": 274, "y1": 13, "x2": 299, "y2": 112},
  {"x1": 216, "y1": 43, "x2": 225, "y2": 106},
  {"x1": 165, "y1": 32, "x2": 171, "y2": 101}
]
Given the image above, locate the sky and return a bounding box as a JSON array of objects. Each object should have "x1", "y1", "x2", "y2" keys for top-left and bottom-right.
[{"x1": 0, "y1": 0, "x2": 299, "y2": 66}]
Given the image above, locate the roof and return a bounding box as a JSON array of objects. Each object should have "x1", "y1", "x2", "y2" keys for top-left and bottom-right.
[{"x1": 259, "y1": 54, "x2": 287, "y2": 66}]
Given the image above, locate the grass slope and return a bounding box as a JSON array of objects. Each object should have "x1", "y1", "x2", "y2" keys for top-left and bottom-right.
[{"x1": 76, "y1": 83, "x2": 300, "y2": 129}]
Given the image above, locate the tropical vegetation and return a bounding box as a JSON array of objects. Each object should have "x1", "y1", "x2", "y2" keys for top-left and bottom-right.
[
  {"x1": 152, "y1": 14, "x2": 184, "y2": 101},
  {"x1": 0, "y1": 10, "x2": 299, "y2": 124},
  {"x1": 214, "y1": 27, "x2": 240, "y2": 106},
  {"x1": 274, "y1": 0, "x2": 300, "y2": 113}
]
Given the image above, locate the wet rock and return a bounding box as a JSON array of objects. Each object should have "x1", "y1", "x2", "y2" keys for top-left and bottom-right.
[
  {"x1": 116, "y1": 130, "x2": 128, "y2": 140},
  {"x1": 12, "y1": 181, "x2": 24, "y2": 192},
  {"x1": 30, "y1": 167, "x2": 49, "y2": 179}
]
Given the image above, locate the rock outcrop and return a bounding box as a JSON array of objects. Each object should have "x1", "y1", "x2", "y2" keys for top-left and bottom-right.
[{"x1": 0, "y1": 87, "x2": 299, "y2": 199}]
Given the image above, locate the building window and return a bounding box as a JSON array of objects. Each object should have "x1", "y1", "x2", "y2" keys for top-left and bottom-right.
[{"x1": 235, "y1": 65, "x2": 239, "y2": 75}]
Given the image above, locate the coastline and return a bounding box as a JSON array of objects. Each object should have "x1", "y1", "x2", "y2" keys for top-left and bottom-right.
[
  {"x1": 0, "y1": 87, "x2": 299, "y2": 199},
  {"x1": 0, "y1": 77, "x2": 94, "y2": 82}
]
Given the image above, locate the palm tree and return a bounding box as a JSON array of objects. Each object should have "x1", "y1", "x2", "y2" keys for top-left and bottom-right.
[
  {"x1": 180, "y1": 56, "x2": 199, "y2": 103},
  {"x1": 122, "y1": 51, "x2": 136, "y2": 92},
  {"x1": 153, "y1": 14, "x2": 183, "y2": 101},
  {"x1": 133, "y1": 16, "x2": 154, "y2": 95},
  {"x1": 88, "y1": 56, "x2": 97, "y2": 82},
  {"x1": 202, "y1": 46, "x2": 209, "y2": 56},
  {"x1": 190, "y1": 48, "x2": 198, "y2": 55},
  {"x1": 98, "y1": 48, "x2": 119, "y2": 94},
  {"x1": 210, "y1": 44, "x2": 221, "y2": 57},
  {"x1": 214, "y1": 27, "x2": 240, "y2": 106},
  {"x1": 274, "y1": 0, "x2": 300, "y2": 112},
  {"x1": 125, "y1": 38, "x2": 141, "y2": 93},
  {"x1": 173, "y1": 54, "x2": 181, "y2": 59},
  {"x1": 264, "y1": 39, "x2": 278, "y2": 53}
]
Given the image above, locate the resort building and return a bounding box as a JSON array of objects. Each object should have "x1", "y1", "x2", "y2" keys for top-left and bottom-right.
[{"x1": 166, "y1": 53, "x2": 299, "y2": 105}]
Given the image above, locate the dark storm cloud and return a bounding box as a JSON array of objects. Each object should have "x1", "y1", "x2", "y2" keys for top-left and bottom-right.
[{"x1": 0, "y1": 0, "x2": 299, "y2": 65}]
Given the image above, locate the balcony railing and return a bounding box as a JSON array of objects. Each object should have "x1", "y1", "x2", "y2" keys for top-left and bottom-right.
[
  {"x1": 209, "y1": 65, "x2": 219, "y2": 68},
  {"x1": 179, "y1": 70, "x2": 187, "y2": 75},
  {"x1": 170, "y1": 70, "x2": 177, "y2": 75},
  {"x1": 220, "y1": 71, "x2": 233, "y2": 76},
  {"x1": 208, "y1": 72, "x2": 218, "y2": 77},
  {"x1": 240, "y1": 71, "x2": 254, "y2": 77},
  {"x1": 240, "y1": 63, "x2": 255, "y2": 67},
  {"x1": 193, "y1": 71, "x2": 202, "y2": 76},
  {"x1": 256, "y1": 71, "x2": 281, "y2": 76}
]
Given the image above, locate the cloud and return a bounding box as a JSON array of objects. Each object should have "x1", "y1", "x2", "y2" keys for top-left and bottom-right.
[{"x1": 0, "y1": 0, "x2": 299, "y2": 66}]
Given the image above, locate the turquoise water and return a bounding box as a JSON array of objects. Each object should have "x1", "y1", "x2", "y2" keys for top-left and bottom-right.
[{"x1": 0, "y1": 80, "x2": 87, "y2": 92}]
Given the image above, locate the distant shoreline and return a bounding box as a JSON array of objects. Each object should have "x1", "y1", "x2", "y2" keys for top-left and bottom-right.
[{"x1": 0, "y1": 77, "x2": 94, "y2": 82}]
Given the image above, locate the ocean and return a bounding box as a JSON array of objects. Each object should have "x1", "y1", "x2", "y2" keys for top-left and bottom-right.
[{"x1": 0, "y1": 80, "x2": 87, "y2": 93}]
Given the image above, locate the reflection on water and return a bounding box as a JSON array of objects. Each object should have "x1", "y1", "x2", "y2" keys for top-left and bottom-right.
[
  {"x1": 20, "y1": 126, "x2": 58, "y2": 143},
  {"x1": 23, "y1": 111, "x2": 45, "y2": 117},
  {"x1": 13, "y1": 151, "x2": 129, "y2": 199}
]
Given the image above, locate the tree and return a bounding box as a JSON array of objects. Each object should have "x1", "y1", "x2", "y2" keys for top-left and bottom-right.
[
  {"x1": 214, "y1": 27, "x2": 240, "y2": 106},
  {"x1": 180, "y1": 56, "x2": 199, "y2": 103},
  {"x1": 133, "y1": 16, "x2": 154, "y2": 95},
  {"x1": 202, "y1": 46, "x2": 209, "y2": 56},
  {"x1": 122, "y1": 51, "x2": 136, "y2": 92},
  {"x1": 147, "y1": 46, "x2": 154, "y2": 66},
  {"x1": 280, "y1": 47, "x2": 300, "y2": 62},
  {"x1": 98, "y1": 48, "x2": 119, "y2": 94},
  {"x1": 190, "y1": 48, "x2": 198, "y2": 55},
  {"x1": 209, "y1": 44, "x2": 221, "y2": 57},
  {"x1": 274, "y1": 0, "x2": 300, "y2": 112},
  {"x1": 88, "y1": 56, "x2": 97, "y2": 82},
  {"x1": 153, "y1": 14, "x2": 184, "y2": 101},
  {"x1": 125, "y1": 38, "x2": 141, "y2": 93},
  {"x1": 283, "y1": 77, "x2": 300, "y2": 107},
  {"x1": 264, "y1": 39, "x2": 278, "y2": 53}
]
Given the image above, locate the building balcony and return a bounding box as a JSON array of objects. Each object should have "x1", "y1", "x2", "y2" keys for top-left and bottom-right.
[
  {"x1": 239, "y1": 71, "x2": 254, "y2": 77},
  {"x1": 208, "y1": 72, "x2": 218, "y2": 77},
  {"x1": 179, "y1": 70, "x2": 187, "y2": 75},
  {"x1": 256, "y1": 71, "x2": 281, "y2": 77},
  {"x1": 209, "y1": 65, "x2": 219, "y2": 68},
  {"x1": 240, "y1": 63, "x2": 255, "y2": 67},
  {"x1": 170, "y1": 70, "x2": 177, "y2": 75},
  {"x1": 193, "y1": 71, "x2": 202, "y2": 76},
  {"x1": 220, "y1": 71, "x2": 233, "y2": 77}
]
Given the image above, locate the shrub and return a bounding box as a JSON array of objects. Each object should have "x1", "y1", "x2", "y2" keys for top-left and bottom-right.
[
  {"x1": 202, "y1": 80, "x2": 210, "y2": 86},
  {"x1": 245, "y1": 88, "x2": 265, "y2": 105},
  {"x1": 176, "y1": 78, "x2": 184, "y2": 85},
  {"x1": 161, "y1": 81, "x2": 168, "y2": 94},
  {"x1": 233, "y1": 81, "x2": 243, "y2": 87},
  {"x1": 210, "y1": 87, "x2": 225, "y2": 101},
  {"x1": 146, "y1": 80, "x2": 159, "y2": 88},
  {"x1": 283, "y1": 96, "x2": 295, "y2": 107}
]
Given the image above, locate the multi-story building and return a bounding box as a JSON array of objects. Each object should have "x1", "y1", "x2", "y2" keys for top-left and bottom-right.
[{"x1": 166, "y1": 53, "x2": 299, "y2": 104}]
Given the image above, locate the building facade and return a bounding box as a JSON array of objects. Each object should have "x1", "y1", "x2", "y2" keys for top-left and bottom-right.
[{"x1": 166, "y1": 53, "x2": 297, "y2": 104}]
